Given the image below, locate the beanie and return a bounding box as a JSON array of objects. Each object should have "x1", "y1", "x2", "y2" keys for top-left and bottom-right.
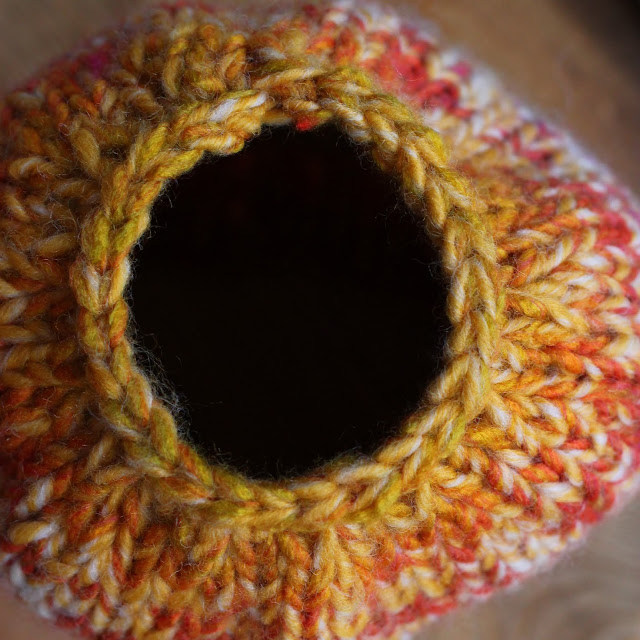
[{"x1": 0, "y1": 2, "x2": 639, "y2": 639}]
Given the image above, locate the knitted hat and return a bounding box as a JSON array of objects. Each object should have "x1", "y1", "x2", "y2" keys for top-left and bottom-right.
[{"x1": 1, "y1": 2, "x2": 639, "y2": 640}]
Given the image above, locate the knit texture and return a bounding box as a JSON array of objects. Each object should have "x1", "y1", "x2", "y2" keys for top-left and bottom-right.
[{"x1": 0, "y1": 2, "x2": 639, "y2": 639}]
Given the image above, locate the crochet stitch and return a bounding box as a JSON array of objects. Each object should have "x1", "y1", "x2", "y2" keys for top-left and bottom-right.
[{"x1": 0, "y1": 2, "x2": 639, "y2": 639}]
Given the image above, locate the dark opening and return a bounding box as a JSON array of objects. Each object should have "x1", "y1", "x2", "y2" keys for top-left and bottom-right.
[{"x1": 129, "y1": 125, "x2": 450, "y2": 479}]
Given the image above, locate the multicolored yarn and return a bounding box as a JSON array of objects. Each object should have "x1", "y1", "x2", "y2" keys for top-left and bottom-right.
[{"x1": 0, "y1": 2, "x2": 639, "y2": 639}]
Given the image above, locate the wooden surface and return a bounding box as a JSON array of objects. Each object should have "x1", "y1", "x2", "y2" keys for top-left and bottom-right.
[{"x1": 0, "y1": 1, "x2": 638, "y2": 639}]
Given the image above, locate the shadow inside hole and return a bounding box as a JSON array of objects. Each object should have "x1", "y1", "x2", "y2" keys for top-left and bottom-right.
[{"x1": 129, "y1": 125, "x2": 451, "y2": 479}]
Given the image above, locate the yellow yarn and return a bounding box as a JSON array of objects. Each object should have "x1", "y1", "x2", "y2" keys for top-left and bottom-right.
[{"x1": 1, "y1": 4, "x2": 639, "y2": 640}]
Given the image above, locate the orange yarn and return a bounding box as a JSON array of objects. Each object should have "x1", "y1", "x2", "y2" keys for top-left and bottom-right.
[{"x1": 0, "y1": 3, "x2": 639, "y2": 639}]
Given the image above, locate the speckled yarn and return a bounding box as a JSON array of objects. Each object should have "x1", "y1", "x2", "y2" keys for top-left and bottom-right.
[{"x1": 0, "y1": 2, "x2": 639, "y2": 639}]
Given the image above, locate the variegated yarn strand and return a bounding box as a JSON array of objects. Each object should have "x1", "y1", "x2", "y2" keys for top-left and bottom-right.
[{"x1": 0, "y1": 3, "x2": 638, "y2": 640}]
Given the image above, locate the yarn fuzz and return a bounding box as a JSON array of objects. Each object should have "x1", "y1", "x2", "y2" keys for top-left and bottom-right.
[{"x1": 0, "y1": 2, "x2": 639, "y2": 640}]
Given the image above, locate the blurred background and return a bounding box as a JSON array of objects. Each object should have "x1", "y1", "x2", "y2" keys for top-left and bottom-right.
[{"x1": 0, "y1": 1, "x2": 638, "y2": 639}]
